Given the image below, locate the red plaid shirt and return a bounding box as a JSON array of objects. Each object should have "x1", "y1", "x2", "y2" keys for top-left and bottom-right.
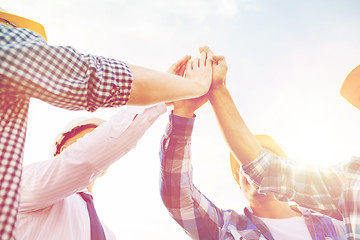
[
  {"x1": 160, "y1": 113, "x2": 345, "y2": 240},
  {"x1": 242, "y1": 150, "x2": 359, "y2": 240}
]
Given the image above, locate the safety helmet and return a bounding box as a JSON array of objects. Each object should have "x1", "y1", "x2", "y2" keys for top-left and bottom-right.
[
  {"x1": 52, "y1": 117, "x2": 106, "y2": 156},
  {"x1": 340, "y1": 65, "x2": 360, "y2": 110},
  {"x1": 0, "y1": 8, "x2": 47, "y2": 40}
]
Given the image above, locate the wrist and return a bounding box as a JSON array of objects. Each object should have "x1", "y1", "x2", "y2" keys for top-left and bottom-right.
[
  {"x1": 173, "y1": 107, "x2": 195, "y2": 118},
  {"x1": 209, "y1": 84, "x2": 227, "y2": 99}
]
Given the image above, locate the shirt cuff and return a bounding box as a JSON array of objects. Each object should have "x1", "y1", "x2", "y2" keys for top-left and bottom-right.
[
  {"x1": 169, "y1": 111, "x2": 196, "y2": 138},
  {"x1": 109, "y1": 103, "x2": 166, "y2": 138},
  {"x1": 241, "y1": 150, "x2": 273, "y2": 189}
]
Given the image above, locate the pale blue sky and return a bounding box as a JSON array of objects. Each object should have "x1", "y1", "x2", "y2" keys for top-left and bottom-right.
[{"x1": 2, "y1": 0, "x2": 360, "y2": 239}]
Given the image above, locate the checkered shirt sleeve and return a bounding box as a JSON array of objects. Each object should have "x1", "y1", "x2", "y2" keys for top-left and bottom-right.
[
  {"x1": 0, "y1": 26, "x2": 133, "y2": 111},
  {"x1": 0, "y1": 25, "x2": 132, "y2": 239},
  {"x1": 160, "y1": 113, "x2": 224, "y2": 239},
  {"x1": 242, "y1": 150, "x2": 360, "y2": 240}
]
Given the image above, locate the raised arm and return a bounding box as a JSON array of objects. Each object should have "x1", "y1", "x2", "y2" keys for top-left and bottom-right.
[
  {"x1": 209, "y1": 86, "x2": 262, "y2": 165},
  {"x1": 160, "y1": 112, "x2": 225, "y2": 239},
  {"x1": 160, "y1": 53, "x2": 225, "y2": 239},
  {"x1": 127, "y1": 60, "x2": 212, "y2": 105},
  {"x1": 200, "y1": 47, "x2": 262, "y2": 165},
  {"x1": 203, "y1": 46, "x2": 344, "y2": 220},
  {"x1": 20, "y1": 104, "x2": 166, "y2": 212},
  {"x1": 1, "y1": 26, "x2": 212, "y2": 110}
]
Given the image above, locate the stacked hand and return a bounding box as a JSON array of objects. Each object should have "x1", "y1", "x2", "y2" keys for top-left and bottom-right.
[
  {"x1": 167, "y1": 46, "x2": 228, "y2": 117},
  {"x1": 199, "y1": 46, "x2": 228, "y2": 90}
]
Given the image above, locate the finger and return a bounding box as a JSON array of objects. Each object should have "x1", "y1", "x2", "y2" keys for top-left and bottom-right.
[
  {"x1": 199, "y1": 46, "x2": 214, "y2": 56},
  {"x1": 200, "y1": 51, "x2": 206, "y2": 67},
  {"x1": 178, "y1": 63, "x2": 187, "y2": 76},
  {"x1": 168, "y1": 60, "x2": 181, "y2": 74},
  {"x1": 186, "y1": 60, "x2": 192, "y2": 74},
  {"x1": 176, "y1": 55, "x2": 191, "y2": 73},
  {"x1": 213, "y1": 55, "x2": 223, "y2": 62},
  {"x1": 205, "y1": 53, "x2": 213, "y2": 67},
  {"x1": 193, "y1": 58, "x2": 200, "y2": 68},
  {"x1": 213, "y1": 55, "x2": 225, "y2": 65},
  {"x1": 219, "y1": 56, "x2": 226, "y2": 66},
  {"x1": 170, "y1": 55, "x2": 190, "y2": 75},
  {"x1": 181, "y1": 55, "x2": 191, "y2": 65},
  {"x1": 167, "y1": 62, "x2": 176, "y2": 74},
  {"x1": 207, "y1": 51, "x2": 214, "y2": 66},
  {"x1": 178, "y1": 55, "x2": 191, "y2": 76},
  {"x1": 201, "y1": 48, "x2": 214, "y2": 66}
]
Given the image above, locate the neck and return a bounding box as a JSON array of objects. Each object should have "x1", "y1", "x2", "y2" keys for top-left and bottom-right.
[{"x1": 250, "y1": 197, "x2": 302, "y2": 219}]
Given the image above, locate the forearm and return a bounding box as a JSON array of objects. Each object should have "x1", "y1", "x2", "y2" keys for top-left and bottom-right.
[
  {"x1": 208, "y1": 85, "x2": 262, "y2": 165},
  {"x1": 160, "y1": 133, "x2": 195, "y2": 211},
  {"x1": 127, "y1": 65, "x2": 210, "y2": 105},
  {"x1": 160, "y1": 114, "x2": 196, "y2": 211},
  {"x1": 1, "y1": 43, "x2": 132, "y2": 111},
  {"x1": 160, "y1": 114, "x2": 221, "y2": 239}
]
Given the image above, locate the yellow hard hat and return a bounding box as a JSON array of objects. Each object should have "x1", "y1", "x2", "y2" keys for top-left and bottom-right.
[
  {"x1": 0, "y1": 9, "x2": 47, "y2": 40},
  {"x1": 340, "y1": 64, "x2": 360, "y2": 110},
  {"x1": 230, "y1": 135, "x2": 287, "y2": 186}
]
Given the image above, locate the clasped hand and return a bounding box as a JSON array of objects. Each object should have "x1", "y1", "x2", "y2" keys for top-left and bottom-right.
[{"x1": 167, "y1": 46, "x2": 228, "y2": 117}]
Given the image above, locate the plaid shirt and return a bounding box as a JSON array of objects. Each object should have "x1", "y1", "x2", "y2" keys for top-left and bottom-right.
[
  {"x1": 242, "y1": 150, "x2": 360, "y2": 240},
  {"x1": 160, "y1": 113, "x2": 345, "y2": 240},
  {"x1": 0, "y1": 25, "x2": 132, "y2": 239}
]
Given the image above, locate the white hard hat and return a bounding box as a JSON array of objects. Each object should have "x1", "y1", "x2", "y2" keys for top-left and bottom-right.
[{"x1": 52, "y1": 117, "x2": 106, "y2": 156}]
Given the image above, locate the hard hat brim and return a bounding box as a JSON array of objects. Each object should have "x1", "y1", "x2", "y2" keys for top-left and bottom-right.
[
  {"x1": 0, "y1": 11, "x2": 47, "y2": 40},
  {"x1": 51, "y1": 117, "x2": 106, "y2": 156}
]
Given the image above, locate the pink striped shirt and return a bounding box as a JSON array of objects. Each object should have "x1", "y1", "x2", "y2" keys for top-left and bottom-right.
[{"x1": 17, "y1": 104, "x2": 166, "y2": 240}]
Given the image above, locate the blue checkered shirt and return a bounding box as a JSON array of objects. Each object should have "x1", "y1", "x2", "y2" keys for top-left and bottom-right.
[
  {"x1": 242, "y1": 150, "x2": 359, "y2": 240},
  {"x1": 160, "y1": 113, "x2": 345, "y2": 239},
  {"x1": 0, "y1": 25, "x2": 132, "y2": 239}
]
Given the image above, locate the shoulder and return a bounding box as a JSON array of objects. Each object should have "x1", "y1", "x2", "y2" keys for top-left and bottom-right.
[{"x1": 1, "y1": 25, "x2": 46, "y2": 46}]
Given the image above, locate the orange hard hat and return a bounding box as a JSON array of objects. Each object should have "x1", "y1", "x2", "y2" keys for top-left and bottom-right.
[
  {"x1": 340, "y1": 64, "x2": 360, "y2": 110},
  {"x1": 0, "y1": 9, "x2": 47, "y2": 40},
  {"x1": 230, "y1": 135, "x2": 287, "y2": 186}
]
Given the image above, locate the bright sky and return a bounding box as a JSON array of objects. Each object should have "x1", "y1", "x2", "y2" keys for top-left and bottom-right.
[{"x1": 2, "y1": 0, "x2": 360, "y2": 239}]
